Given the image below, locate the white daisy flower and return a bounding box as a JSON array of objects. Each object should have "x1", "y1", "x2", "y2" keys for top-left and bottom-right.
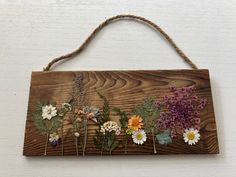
[
  {"x1": 132, "y1": 129, "x2": 147, "y2": 145},
  {"x1": 42, "y1": 104, "x2": 57, "y2": 120},
  {"x1": 183, "y1": 128, "x2": 200, "y2": 145},
  {"x1": 49, "y1": 132, "x2": 59, "y2": 142}
]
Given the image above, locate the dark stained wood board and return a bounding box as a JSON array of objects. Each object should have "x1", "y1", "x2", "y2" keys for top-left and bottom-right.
[{"x1": 23, "y1": 69, "x2": 219, "y2": 156}]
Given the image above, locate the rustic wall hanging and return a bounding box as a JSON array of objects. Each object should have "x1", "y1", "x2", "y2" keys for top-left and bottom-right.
[{"x1": 23, "y1": 14, "x2": 219, "y2": 156}]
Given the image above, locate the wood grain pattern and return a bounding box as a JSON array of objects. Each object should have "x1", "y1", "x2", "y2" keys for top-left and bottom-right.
[{"x1": 23, "y1": 69, "x2": 219, "y2": 156}]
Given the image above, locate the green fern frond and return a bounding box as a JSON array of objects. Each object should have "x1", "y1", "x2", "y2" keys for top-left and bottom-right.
[
  {"x1": 32, "y1": 110, "x2": 47, "y2": 135},
  {"x1": 96, "y1": 91, "x2": 110, "y2": 124},
  {"x1": 113, "y1": 107, "x2": 128, "y2": 129}
]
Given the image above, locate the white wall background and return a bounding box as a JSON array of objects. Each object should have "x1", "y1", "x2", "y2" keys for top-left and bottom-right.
[{"x1": 0, "y1": 0, "x2": 236, "y2": 177}]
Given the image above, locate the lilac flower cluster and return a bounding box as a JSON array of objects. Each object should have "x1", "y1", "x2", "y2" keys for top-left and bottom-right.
[{"x1": 156, "y1": 85, "x2": 207, "y2": 137}]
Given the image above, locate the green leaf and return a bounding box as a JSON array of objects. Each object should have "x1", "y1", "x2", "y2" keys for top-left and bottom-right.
[
  {"x1": 156, "y1": 129, "x2": 172, "y2": 145},
  {"x1": 107, "y1": 138, "x2": 113, "y2": 147},
  {"x1": 133, "y1": 97, "x2": 160, "y2": 133},
  {"x1": 32, "y1": 107, "x2": 47, "y2": 135},
  {"x1": 93, "y1": 130, "x2": 104, "y2": 149},
  {"x1": 110, "y1": 140, "x2": 120, "y2": 151},
  {"x1": 50, "y1": 116, "x2": 61, "y2": 132},
  {"x1": 113, "y1": 107, "x2": 128, "y2": 129},
  {"x1": 96, "y1": 91, "x2": 110, "y2": 123}
]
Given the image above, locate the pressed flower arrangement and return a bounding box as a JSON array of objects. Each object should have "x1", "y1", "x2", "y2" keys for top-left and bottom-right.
[
  {"x1": 23, "y1": 15, "x2": 219, "y2": 156},
  {"x1": 24, "y1": 70, "x2": 219, "y2": 156}
]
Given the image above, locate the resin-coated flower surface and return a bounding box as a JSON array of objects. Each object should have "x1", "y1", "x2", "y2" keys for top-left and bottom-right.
[
  {"x1": 30, "y1": 81, "x2": 212, "y2": 156},
  {"x1": 183, "y1": 128, "x2": 200, "y2": 145}
]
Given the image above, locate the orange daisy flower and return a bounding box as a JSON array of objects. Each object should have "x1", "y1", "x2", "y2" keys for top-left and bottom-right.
[{"x1": 128, "y1": 115, "x2": 143, "y2": 130}]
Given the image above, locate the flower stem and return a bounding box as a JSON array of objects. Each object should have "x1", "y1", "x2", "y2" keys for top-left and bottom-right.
[
  {"x1": 152, "y1": 129, "x2": 157, "y2": 154},
  {"x1": 44, "y1": 133, "x2": 49, "y2": 156},
  {"x1": 61, "y1": 122, "x2": 64, "y2": 156},
  {"x1": 82, "y1": 119, "x2": 88, "y2": 156},
  {"x1": 75, "y1": 136, "x2": 79, "y2": 156},
  {"x1": 124, "y1": 134, "x2": 128, "y2": 154},
  {"x1": 101, "y1": 136, "x2": 105, "y2": 156}
]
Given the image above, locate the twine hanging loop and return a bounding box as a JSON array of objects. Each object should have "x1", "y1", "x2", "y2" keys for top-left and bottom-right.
[{"x1": 44, "y1": 14, "x2": 198, "y2": 71}]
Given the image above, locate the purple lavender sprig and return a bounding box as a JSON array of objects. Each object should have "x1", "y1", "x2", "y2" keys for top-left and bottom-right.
[{"x1": 156, "y1": 85, "x2": 207, "y2": 138}]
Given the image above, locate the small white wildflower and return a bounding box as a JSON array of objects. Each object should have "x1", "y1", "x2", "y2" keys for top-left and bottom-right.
[
  {"x1": 100, "y1": 121, "x2": 121, "y2": 135},
  {"x1": 59, "y1": 113, "x2": 64, "y2": 116},
  {"x1": 100, "y1": 127, "x2": 105, "y2": 134},
  {"x1": 74, "y1": 132, "x2": 80, "y2": 137},
  {"x1": 42, "y1": 104, "x2": 57, "y2": 120},
  {"x1": 49, "y1": 132, "x2": 59, "y2": 142},
  {"x1": 62, "y1": 103, "x2": 72, "y2": 111},
  {"x1": 115, "y1": 129, "x2": 121, "y2": 135}
]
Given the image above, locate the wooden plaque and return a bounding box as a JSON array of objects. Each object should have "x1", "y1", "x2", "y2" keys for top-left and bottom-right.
[{"x1": 23, "y1": 69, "x2": 219, "y2": 156}]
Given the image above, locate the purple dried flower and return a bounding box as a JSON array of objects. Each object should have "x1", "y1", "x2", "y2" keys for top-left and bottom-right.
[
  {"x1": 155, "y1": 100, "x2": 162, "y2": 109},
  {"x1": 49, "y1": 132, "x2": 61, "y2": 147},
  {"x1": 50, "y1": 138, "x2": 61, "y2": 147},
  {"x1": 157, "y1": 86, "x2": 207, "y2": 137}
]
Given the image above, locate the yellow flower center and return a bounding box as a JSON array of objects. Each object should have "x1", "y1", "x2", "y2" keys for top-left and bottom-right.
[
  {"x1": 136, "y1": 133, "x2": 143, "y2": 140},
  {"x1": 187, "y1": 132, "x2": 195, "y2": 140}
]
